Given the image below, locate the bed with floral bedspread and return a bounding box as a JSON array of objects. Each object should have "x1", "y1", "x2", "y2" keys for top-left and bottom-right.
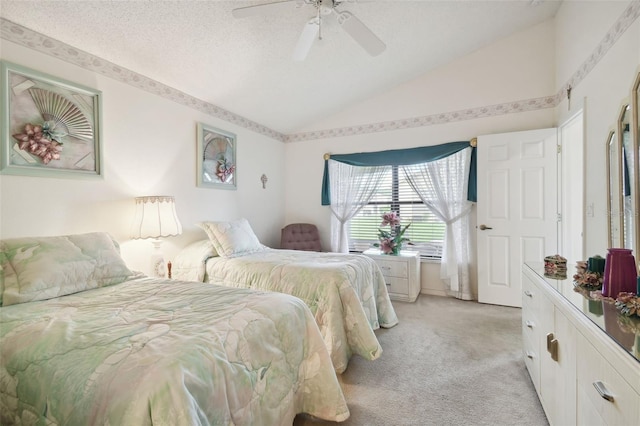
[
  {"x1": 0, "y1": 232, "x2": 349, "y2": 425},
  {"x1": 173, "y1": 219, "x2": 399, "y2": 374}
]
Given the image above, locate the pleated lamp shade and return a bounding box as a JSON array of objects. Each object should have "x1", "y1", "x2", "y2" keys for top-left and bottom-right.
[{"x1": 130, "y1": 196, "x2": 182, "y2": 239}]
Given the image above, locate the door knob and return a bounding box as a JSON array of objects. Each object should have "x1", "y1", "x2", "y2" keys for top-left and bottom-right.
[{"x1": 479, "y1": 224, "x2": 493, "y2": 230}]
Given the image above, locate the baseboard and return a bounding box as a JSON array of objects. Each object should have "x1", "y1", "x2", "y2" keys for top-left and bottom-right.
[{"x1": 420, "y1": 288, "x2": 448, "y2": 297}]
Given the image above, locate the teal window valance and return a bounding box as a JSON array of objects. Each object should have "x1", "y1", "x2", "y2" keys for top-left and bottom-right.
[{"x1": 321, "y1": 141, "x2": 477, "y2": 205}]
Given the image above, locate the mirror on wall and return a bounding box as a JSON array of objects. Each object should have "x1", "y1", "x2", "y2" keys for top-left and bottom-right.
[
  {"x1": 634, "y1": 72, "x2": 640, "y2": 258},
  {"x1": 620, "y1": 103, "x2": 633, "y2": 250},
  {"x1": 607, "y1": 71, "x2": 640, "y2": 255},
  {"x1": 607, "y1": 129, "x2": 622, "y2": 248}
]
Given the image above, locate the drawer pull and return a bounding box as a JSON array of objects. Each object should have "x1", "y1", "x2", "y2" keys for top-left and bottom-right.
[
  {"x1": 526, "y1": 351, "x2": 535, "y2": 360},
  {"x1": 380, "y1": 266, "x2": 391, "y2": 270},
  {"x1": 546, "y1": 333, "x2": 558, "y2": 362},
  {"x1": 525, "y1": 320, "x2": 534, "y2": 329},
  {"x1": 524, "y1": 290, "x2": 533, "y2": 298},
  {"x1": 385, "y1": 282, "x2": 391, "y2": 286},
  {"x1": 593, "y1": 381, "x2": 614, "y2": 402}
]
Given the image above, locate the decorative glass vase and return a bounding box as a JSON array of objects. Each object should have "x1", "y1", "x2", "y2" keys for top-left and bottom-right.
[{"x1": 602, "y1": 248, "x2": 638, "y2": 298}]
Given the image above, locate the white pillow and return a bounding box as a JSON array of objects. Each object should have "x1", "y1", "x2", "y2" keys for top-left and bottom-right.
[
  {"x1": 198, "y1": 218, "x2": 265, "y2": 258},
  {"x1": 1, "y1": 232, "x2": 134, "y2": 306}
]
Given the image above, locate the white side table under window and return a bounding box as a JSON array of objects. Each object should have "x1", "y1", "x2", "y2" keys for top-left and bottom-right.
[{"x1": 363, "y1": 249, "x2": 420, "y2": 302}]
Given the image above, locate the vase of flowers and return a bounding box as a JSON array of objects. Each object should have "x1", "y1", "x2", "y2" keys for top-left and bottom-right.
[{"x1": 373, "y1": 211, "x2": 411, "y2": 255}]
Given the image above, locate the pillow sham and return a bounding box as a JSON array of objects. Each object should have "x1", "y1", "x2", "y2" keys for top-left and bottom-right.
[
  {"x1": 172, "y1": 239, "x2": 217, "y2": 282},
  {"x1": 1, "y1": 232, "x2": 134, "y2": 306},
  {"x1": 198, "y1": 218, "x2": 265, "y2": 258}
]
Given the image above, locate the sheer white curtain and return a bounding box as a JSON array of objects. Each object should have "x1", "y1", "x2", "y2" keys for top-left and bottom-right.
[
  {"x1": 328, "y1": 160, "x2": 388, "y2": 252},
  {"x1": 400, "y1": 148, "x2": 474, "y2": 300}
]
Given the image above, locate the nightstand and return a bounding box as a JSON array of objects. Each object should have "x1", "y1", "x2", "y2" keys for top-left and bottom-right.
[{"x1": 363, "y1": 249, "x2": 420, "y2": 302}]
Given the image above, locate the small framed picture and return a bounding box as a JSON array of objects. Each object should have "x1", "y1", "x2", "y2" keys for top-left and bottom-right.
[
  {"x1": 0, "y1": 60, "x2": 103, "y2": 178},
  {"x1": 196, "y1": 122, "x2": 237, "y2": 190}
]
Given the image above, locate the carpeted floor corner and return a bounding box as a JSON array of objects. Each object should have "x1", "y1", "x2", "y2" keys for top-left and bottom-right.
[{"x1": 294, "y1": 295, "x2": 549, "y2": 426}]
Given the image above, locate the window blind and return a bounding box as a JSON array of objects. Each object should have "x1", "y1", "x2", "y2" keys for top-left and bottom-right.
[{"x1": 348, "y1": 166, "x2": 445, "y2": 258}]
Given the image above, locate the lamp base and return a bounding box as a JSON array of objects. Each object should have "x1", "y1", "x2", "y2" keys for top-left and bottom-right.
[{"x1": 150, "y1": 239, "x2": 166, "y2": 278}]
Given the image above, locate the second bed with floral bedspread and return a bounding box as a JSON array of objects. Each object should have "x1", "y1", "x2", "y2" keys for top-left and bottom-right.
[{"x1": 174, "y1": 236, "x2": 399, "y2": 374}]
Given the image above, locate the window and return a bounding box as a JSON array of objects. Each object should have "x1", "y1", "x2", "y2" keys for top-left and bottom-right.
[{"x1": 348, "y1": 165, "x2": 445, "y2": 258}]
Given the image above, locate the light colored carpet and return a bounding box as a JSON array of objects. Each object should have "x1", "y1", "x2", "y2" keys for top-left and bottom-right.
[{"x1": 295, "y1": 295, "x2": 549, "y2": 426}]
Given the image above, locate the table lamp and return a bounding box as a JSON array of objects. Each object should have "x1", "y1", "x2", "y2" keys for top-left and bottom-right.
[{"x1": 130, "y1": 195, "x2": 182, "y2": 277}]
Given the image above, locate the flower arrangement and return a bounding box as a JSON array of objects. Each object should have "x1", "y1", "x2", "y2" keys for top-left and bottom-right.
[
  {"x1": 615, "y1": 292, "x2": 640, "y2": 317},
  {"x1": 12, "y1": 122, "x2": 64, "y2": 164},
  {"x1": 216, "y1": 156, "x2": 235, "y2": 182},
  {"x1": 573, "y1": 271, "x2": 603, "y2": 290},
  {"x1": 373, "y1": 211, "x2": 410, "y2": 255},
  {"x1": 572, "y1": 259, "x2": 603, "y2": 290}
]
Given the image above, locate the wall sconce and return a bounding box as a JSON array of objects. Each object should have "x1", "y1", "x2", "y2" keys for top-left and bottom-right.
[
  {"x1": 130, "y1": 195, "x2": 182, "y2": 277},
  {"x1": 261, "y1": 174, "x2": 268, "y2": 189}
]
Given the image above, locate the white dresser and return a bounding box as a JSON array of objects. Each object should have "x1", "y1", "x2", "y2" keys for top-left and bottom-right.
[
  {"x1": 363, "y1": 249, "x2": 420, "y2": 302},
  {"x1": 522, "y1": 263, "x2": 640, "y2": 426}
]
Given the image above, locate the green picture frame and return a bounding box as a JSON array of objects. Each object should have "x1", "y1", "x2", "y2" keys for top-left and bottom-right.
[
  {"x1": 196, "y1": 122, "x2": 237, "y2": 190},
  {"x1": 0, "y1": 60, "x2": 103, "y2": 178}
]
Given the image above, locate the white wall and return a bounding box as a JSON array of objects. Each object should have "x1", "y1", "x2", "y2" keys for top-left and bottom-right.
[
  {"x1": 554, "y1": 1, "x2": 640, "y2": 257},
  {"x1": 284, "y1": 20, "x2": 557, "y2": 297},
  {"x1": 2, "y1": 2, "x2": 638, "y2": 291},
  {"x1": 284, "y1": 2, "x2": 640, "y2": 296},
  {"x1": 0, "y1": 40, "x2": 286, "y2": 274}
]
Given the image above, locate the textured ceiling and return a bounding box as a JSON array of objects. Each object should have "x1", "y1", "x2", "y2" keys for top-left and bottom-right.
[{"x1": 0, "y1": 0, "x2": 563, "y2": 135}]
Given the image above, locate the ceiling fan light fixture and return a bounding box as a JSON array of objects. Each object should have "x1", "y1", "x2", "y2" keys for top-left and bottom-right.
[
  {"x1": 232, "y1": 0, "x2": 385, "y2": 60},
  {"x1": 318, "y1": 0, "x2": 335, "y2": 15}
]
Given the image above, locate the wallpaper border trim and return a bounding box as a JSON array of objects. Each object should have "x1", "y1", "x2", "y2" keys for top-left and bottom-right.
[
  {"x1": 1, "y1": 0, "x2": 638, "y2": 143},
  {"x1": 284, "y1": 96, "x2": 558, "y2": 143},
  {"x1": 285, "y1": 0, "x2": 640, "y2": 142},
  {"x1": 0, "y1": 18, "x2": 287, "y2": 142}
]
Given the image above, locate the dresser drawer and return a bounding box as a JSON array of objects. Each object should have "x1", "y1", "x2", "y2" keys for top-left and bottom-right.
[
  {"x1": 363, "y1": 249, "x2": 420, "y2": 302},
  {"x1": 376, "y1": 259, "x2": 408, "y2": 278},
  {"x1": 521, "y1": 310, "x2": 539, "y2": 345},
  {"x1": 576, "y1": 333, "x2": 640, "y2": 425},
  {"x1": 384, "y1": 276, "x2": 409, "y2": 295},
  {"x1": 522, "y1": 328, "x2": 540, "y2": 394},
  {"x1": 522, "y1": 273, "x2": 540, "y2": 313},
  {"x1": 576, "y1": 391, "x2": 607, "y2": 426},
  {"x1": 522, "y1": 302, "x2": 540, "y2": 395}
]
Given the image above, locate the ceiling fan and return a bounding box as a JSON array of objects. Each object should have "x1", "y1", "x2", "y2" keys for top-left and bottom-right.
[{"x1": 232, "y1": 0, "x2": 386, "y2": 61}]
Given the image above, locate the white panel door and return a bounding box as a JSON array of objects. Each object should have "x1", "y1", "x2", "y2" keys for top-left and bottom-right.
[
  {"x1": 559, "y1": 110, "x2": 585, "y2": 262},
  {"x1": 477, "y1": 128, "x2": 558, "y2": 307}
]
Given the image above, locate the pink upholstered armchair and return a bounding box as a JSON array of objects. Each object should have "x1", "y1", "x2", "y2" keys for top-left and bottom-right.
[{"x1": 280, "y1": 223, "x2": 322, "y2": 252}]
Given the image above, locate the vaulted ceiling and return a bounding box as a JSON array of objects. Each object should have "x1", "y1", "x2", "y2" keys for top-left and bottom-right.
[{"x1": 0, "y1": 0, "x2": 563, "y2": 135}]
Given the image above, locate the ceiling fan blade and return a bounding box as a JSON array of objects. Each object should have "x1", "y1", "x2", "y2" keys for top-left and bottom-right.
[
  {"x1": 336, "y1": 10, "x2": 386, "y2": 56},
  {"x1": 292, "y1": 18, "x2": 319, "y2": 61},
  {"x1": 232, "y1": 0, "x2": 297, "y2": 19}
]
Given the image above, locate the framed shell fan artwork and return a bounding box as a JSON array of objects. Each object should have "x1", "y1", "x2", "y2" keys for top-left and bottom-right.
[
  {"x1": 0, "y1": 61, "x2": 103, "y2": 178},
  {"x1": 196, "y1": 122, "x2": 237, "y2": 190}
]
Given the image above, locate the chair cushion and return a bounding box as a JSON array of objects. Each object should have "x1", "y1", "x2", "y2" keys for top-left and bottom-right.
[{"x1": 280, "y1": 223, "x2": 322, "y2": 251}]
